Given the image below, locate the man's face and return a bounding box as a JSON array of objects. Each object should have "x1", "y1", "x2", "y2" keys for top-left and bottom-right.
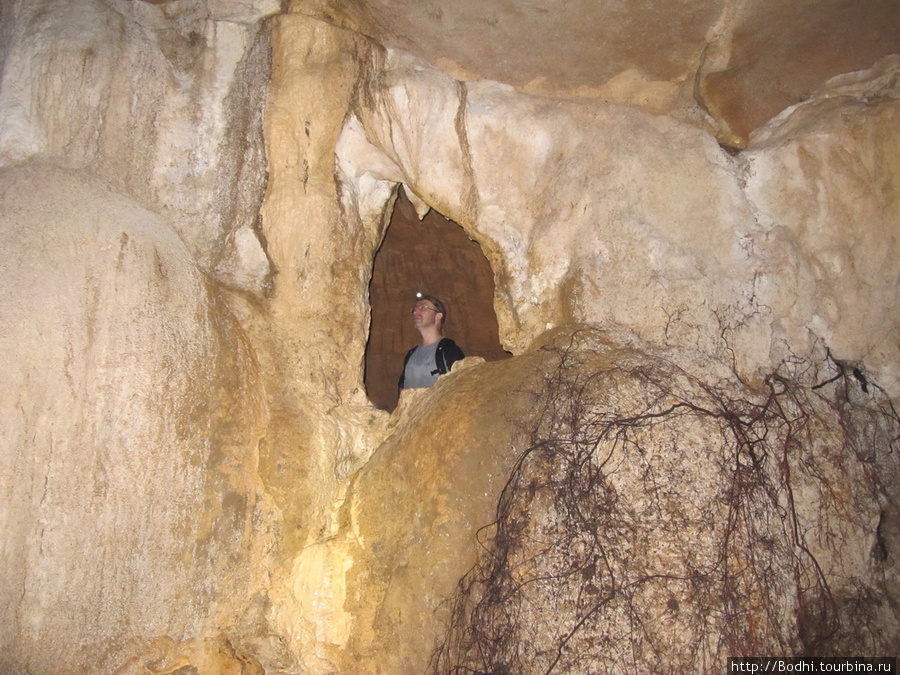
[{"x1": 411, "y1": 300, "x2": 440, "y2": 329}]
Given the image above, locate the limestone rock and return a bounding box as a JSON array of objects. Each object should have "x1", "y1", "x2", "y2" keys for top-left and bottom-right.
[
  {"x1": 338, "y1": 47, "x2": 900, "y2": 398},
  {"x1": 292, "y1": 343, "x2": 557, "y2": 672},
  {"x1": 697, "y1": 0, "x2": 900, "y2": 146},
  {"x1": 0, "y1": 163, "x2": 272, "y2": 673},
  {"x1": 295, "y1": 0, "x2": 900, "y2": 145},
  {"x1": 2, "y1": 1, "x2": 900, "y2": 672},
  {"x1": 297, "y1": 328, "x2": 900, "y2": 672},
  {"x1": 742, "y1": 57, "x2": 900, "y2": 397},
  {"x1": 0, "y1": 0, "x2": 274, "y2": 291},
  {"x1": 341, "y1": 45, "x2": 759, "y2": 359},
  {"x1": 432, "y1": 333, "x2": 900, "y2": 671}
]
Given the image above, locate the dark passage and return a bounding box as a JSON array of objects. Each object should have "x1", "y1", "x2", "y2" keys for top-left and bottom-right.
[{"x1": 365, "y1": 187, "x2": 510, "y2": 411}]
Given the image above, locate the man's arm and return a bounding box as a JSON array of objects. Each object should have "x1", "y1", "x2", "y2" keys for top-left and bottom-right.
[{"x1": 437, "y1": 338, "x2": 465, "y2": 374}]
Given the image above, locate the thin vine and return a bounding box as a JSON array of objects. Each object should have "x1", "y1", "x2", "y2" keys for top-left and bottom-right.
[{"x1": 430, "y1": 336, "x2": 899, "y2": 674}]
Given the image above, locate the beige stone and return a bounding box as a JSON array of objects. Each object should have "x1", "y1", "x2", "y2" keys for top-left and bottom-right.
[
  {"x1": 339, "y1": 47, "x2": 900, "y2": 397},
  {"x1": 293, "y1": 0, "x2": 900, "y2": 145},
  {"x1": 0, "y1": 163, "x2": 272, "y2": 673},
  {"x1": 1, "y1": 1, "x2": 899, "y2": 672},
  {"x1": 0, "y1": 0, "x2": 274, "y2": 289},
  {"x1": 742, "y1": 57, "x2": 900, "y2": 396},
  {"x1": 300, "y1": 329, "x2": 900, "y2": 672}
]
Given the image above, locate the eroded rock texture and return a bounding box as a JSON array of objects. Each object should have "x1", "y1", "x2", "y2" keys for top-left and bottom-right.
[
  {"x1": 338, "y1": 45, "x2": 900, "y2": 399},
  {"x1": 0, "y1": 164, "x2": 272, "y2": 673},
  {"x1": 0, "y1": 0, "x2": 275, "y2": 290},
  {"x1": 1, "y1": 0, "x2": 899, "y2": 673},
  {"x1": 294, "y1": 0, "x2": 900, "y2": 147},
  {"x1": 334, "y1": 329, "x2": 900, "y2": 672}
]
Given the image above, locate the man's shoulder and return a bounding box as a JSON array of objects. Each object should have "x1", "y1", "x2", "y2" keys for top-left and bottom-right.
[
  {"x1": 437, "y1": 337, "x2": 465, "y2": 358},
  {"x1": 437, "y1": 337, "x2": 461, "y2": 350}
]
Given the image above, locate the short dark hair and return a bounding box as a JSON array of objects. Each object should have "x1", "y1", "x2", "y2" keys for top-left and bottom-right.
[{"x1": 418, "y1": 294, "x2": 447, "y2": 321}]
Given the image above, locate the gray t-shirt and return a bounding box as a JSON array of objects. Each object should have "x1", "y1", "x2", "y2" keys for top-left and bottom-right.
[{"x1": 403, "y1": 341, "x2": 440, "y2": 389}]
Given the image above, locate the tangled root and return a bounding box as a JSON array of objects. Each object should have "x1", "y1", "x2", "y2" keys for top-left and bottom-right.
[{"x1": 431, "y1": 335, "x2": 899, "y2": 674}]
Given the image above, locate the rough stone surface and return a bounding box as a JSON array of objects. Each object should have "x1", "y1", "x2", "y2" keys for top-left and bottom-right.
[
  {"x1": 254, "y1": 18, "x2": 393, "y2": 665},
  {"x1": 293, "y1": 0, "x2": 900, "y2": 146},
  {"x1": 741, "y1": 57, "x2": 900, "y2": 397},
  {"x1": 339, "y1": 46, "x2": 900, "y2": 399},
  {"x1": 698, "y1": 0, "x2": 900, "y2": 144},
  {"x1": 0, "y1": 163, "x2": 272, "y2": 673},
  {"x1": 296, "y1": 346, "x2": 552, "y2": 672},
  {"x1": 0, "y1": 0, "x2": 275, "y2": 291},
  {"x1": 1, "y1": 1, "x2": 899, "y2": 673},
  {"x1": 299, "y1": 328, "x2": 900, "y2": 672}
]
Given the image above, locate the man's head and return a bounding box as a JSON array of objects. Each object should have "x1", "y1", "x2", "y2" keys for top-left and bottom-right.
[{"x1": 411, "y1": 293, "x2": 446, "y2": 333}]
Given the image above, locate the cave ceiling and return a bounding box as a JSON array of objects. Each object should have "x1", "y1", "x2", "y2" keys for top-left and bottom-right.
[{"x1": 292, "y1": 0, "x2": 900, "y2": 145}]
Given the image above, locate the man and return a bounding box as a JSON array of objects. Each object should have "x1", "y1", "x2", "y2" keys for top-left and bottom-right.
[{"x1": 398, "y1": 293, "x2": 465, "y2": 390}]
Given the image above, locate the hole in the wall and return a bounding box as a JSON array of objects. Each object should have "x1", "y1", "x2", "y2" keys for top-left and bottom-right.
[{"x1": 365, "y1": 187, "x2": 510, "y2": 412}]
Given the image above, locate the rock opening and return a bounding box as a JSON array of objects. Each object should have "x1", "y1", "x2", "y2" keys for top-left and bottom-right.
[{"x1": 365, "y1": 187, "x2": 509, "y2": 411}]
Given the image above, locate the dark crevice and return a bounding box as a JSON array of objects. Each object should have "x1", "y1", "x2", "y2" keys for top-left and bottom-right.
[{"x1": 365, "y1": 186, "x2": 509, "y2": 411}]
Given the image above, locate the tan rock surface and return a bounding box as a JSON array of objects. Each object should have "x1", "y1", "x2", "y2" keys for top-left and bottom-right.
[
  {"x1": 293, "y1": 0, "x2": 900, "y2": 145},
  {"x1": 340, "y1": 349, "x2": 553, "y2": 672},
  {"x1": 338, "y1": 46, "x2": 900, "y2": 398},
  {"x1": 698, "y1": 0, "x2": 900, "y2": 144},
  {"x1": 1, "y1": 1, "x2": 899, "y2": 673},
  {"x1": 283, "y1": 348, "x2": 551, "y2": 671},
  {"x1": 742, "y1": 57, "x2": 900, "y2": 396},
  {"x1": 0, "y1": 163, "x2": 272, "y2": 673},
  {"x1": 300, "y1": 329, "x2": 900, "y2": 672},
  {"x1": 0, "y1": 0, "x2": 275, "y2": 290}
]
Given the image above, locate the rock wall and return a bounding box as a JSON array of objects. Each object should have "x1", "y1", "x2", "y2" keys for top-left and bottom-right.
[
  {"x1": 292, "y1": 15, "x2": 900, "y2": 672},
  {"x1": 0, "y1": 0, "x2": 275, "y2": 290},
  {"x1": 324, "y1": 329, "x2": 900, "y2": 673},
  {"x1": 295, "y1": 0, "x2": 900, "y2": 148},
  {"x1": 0, "y1": 1, "x2": 282, "y2": 671},
  {"x1": 0, "y1": 163, "x2": 272, "y2": 673},
  {"x1": 0, "y1": 1, "x2": 898, "y2": 673},
  {"x1": 741, "y1": 57, "x2": 900, "y2": 400},
  {"x1": 338, "y1": 47, "x2": 900, "y2": 400}
]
